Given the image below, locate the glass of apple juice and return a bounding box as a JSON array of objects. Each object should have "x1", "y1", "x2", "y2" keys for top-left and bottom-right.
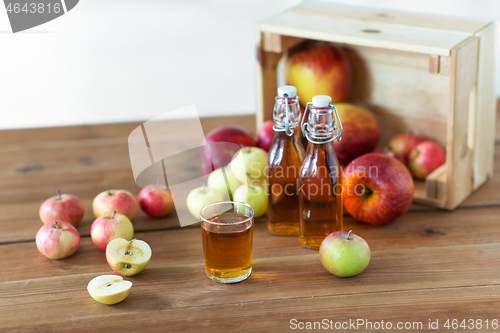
[{"x1": 200, "y1": 201, "x2": 254, "y2": 283}]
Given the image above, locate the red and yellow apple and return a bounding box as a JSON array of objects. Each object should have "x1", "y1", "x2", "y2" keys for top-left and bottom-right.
[
  {"x1": 408, "y1": 141, "x2": 446, "y2": 179},
  {"x1": 35, "y1": 220, "x2": 81, "y2": 259},
  {"x1": 90, "y1": 211, "x2": 134, "y2": 251},
  {"x1": 201, "y1": 126, "x2": 256, "y2": 176},
  {"x1": 288, "y1": 45, "x2": 351, "y2": 106},
  {"x1": 93, "y1": 189, "x2": 136, "y2": 219},
  {"x1": 319, "y1": 230, "x2": 370, "y2": 277},
  {"x1": 333, "y1": 103, "x2": 380, "y2": 166},
  {"x1": 388, "y1": 134, "x2": 426, "y2": 165},
  {"x1": 39, "y1": 191, "x2": 84, "y2": 226},
  {"x1": 343, "y1": 154, "x2": 414, "y2": 225},
  {"x1": 257, "y1": 120, "x2": 275, "y2": 153},
  {"x1": 138, "y1": 185, "x2": 174, "y2": 218}
]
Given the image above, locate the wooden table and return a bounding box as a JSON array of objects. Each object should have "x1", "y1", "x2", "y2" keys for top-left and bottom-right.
[{"x1": 1, "y1": 113, "x2": 500, "y2": 332}]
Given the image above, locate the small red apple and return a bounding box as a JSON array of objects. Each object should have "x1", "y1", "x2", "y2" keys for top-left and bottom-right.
[
  {"x1": 257, "y1": 120, "x2": 275, "y2": 152},
  {"x1": 408, "y1": 141, "x2": 446, "y2": 180},
  {"x1": 319, "y1": 230, "x2": 370, "y2": 277},
  {"x1": 90, "y1": 211, "x2": 134, "y2": 251},
  {"x1": 36, "y1": 220, "x2": 81, "y2": 259},
  {"x1": 388, "y1": 134, "x2": 426, "y2": 165},
  {"x1": 333, "y1": 103, "x2": 380, "y2": 166},
  {"x1": 343, "y1": 154, "x2": 414, "y2": 225},
  {"x1": 289, "y1": 45, "x2": 351, "y2": 106},
  {"x1": 138, "y1": 185, "x2": 174, "y2": 218},
  {"x1": 371, "y1": 148, "x2": 405, "y2": 164},
  {"x1": 201, "y1": 126, "x2": 256, "y2": 176},
  {"x1": 39, "y1": 190, "x2": 84, "y2": 226},
  {"x1": 93, "y1": 189, "x2": 137, "y2": 219}
]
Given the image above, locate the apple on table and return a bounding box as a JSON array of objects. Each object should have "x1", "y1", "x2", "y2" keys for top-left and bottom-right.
[
  {"x1": 319, "y1": 230, "x2": 371, "y2": 277},
  {"x1": 106, "y1": 238, "x2": 152, "y2": 276},
  {"x1": 343, "y1": 153, "x2": 414, "y2": 225},
  {"x1": 186, "y1": 186, "x2": 224, "y2": 219},
  {"x1": 207, "y1": 167, "x2": 242, "y2": 201},
  {"x1": 201, "y1": 126, "x2": 256, "y2": 176},
  {"x1": 90, "y1": 211, "x2": 134, "y2": 251},
  {"x1": 138, "y1": 185, "x2": 174, "y2": 218},
  {"x1": 36, "y1": 220, "x2": 81, "y2": 259},
  {"x1": 93, "y1": 189, "x2": 137, "y2": 219},
  {"x1": 229, "y1": 147, "x2": 268, "y2": 183},
  {"x1": 87, "y1": 275, "x2": 132, "y2": 305},
  {"x1": 233, "y1": 183, "x2": 268, "y2": 218},
  {"x1": 39, "y1": 190, "x2": 84, "y2": 226}
]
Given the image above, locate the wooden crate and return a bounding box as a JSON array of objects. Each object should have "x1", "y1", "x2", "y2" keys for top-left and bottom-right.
[{"x1": 256, "y1": 2, "x2": 498, "y2": 210}]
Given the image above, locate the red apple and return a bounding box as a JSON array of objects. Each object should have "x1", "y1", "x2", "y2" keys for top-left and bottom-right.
[
  {"x1": 343, "y1": 154, "x2": 414, "y2": 225},
  {"x1": 90, "y1": 211, "x2": 134, "y2": 251},
  {"x1": 93, "y1": 189, "x2": 137, "y2": 219},
  {"x1": 39, "y1": 190, "x2": 84, "y2": 226},
  {"x1": 201, "y1": 126, "x2": 256, "y2": 176},
  {"x1": 288, "y1": 45, "x2": 351, "y2": 106},
  {"x1": 138, "y1": 185, "x2": 174, "y2": 218},
  {"x1": 257, "y1": 120, "x2": 275, "y2": 152},
  {"x1": 333, "y1": 103, "x2": 380, "y2": 166},
  {"x1": 36, "y1": 220, "x2": 81, "y2": 259},
  {"x1": 388, "y1": 134, "x2": 426, "y2": 164},
  {"x1": 408, "y1": 141, "x2": 446, "y2": 180},
  {"x1": 319, "y1": 230, "x2": 370, "y2": 277},
  {"x1": 371, "y1": 148, "x2": 405, "y2": 164}
]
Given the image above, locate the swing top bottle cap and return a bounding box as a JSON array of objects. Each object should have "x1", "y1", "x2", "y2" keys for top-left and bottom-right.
[
  {"x1": 277, "y1": 85, "x2": 297, "y2": 98},
  {"x1": 312, "y1": 95, "x2": 332, "y2": 108}
]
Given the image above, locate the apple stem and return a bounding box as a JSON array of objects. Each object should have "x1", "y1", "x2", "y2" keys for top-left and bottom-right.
[
  {"x1": 53, "y1": 221, "x2": 62, "y2": 229},
  {"x1": 56, "y1": 190, "x2": 61, "y2": 200},
  {"x1": 107, "y1": 190, "x2": 111, "y2": 196},
  {"x1": 129, "y1": 238, "x2": 136, "y2": 244},
  {"x1": 111, "y1": 211, "x2": 116, "y2": 219},
  {"x1": 346, "y1": 230, "x2": 353, "y2": 240}
]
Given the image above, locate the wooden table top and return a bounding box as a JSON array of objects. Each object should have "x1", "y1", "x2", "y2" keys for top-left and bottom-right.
[{"x1": 1, "y1": 113, "x2": 500, "y2": 332}]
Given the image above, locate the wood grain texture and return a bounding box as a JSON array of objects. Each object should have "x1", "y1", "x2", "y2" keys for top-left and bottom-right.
[{"x1": 0, "y1": 116, "x2": 499, "y2": 331}]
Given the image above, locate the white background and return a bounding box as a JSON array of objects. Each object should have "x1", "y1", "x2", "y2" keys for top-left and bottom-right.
[{"x1": 0, "y1": 0, "x2": 499, "y2": 130}]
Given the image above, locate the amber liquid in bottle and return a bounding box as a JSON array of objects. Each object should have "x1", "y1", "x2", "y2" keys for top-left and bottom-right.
[
  {"x1": 201, "y1": 212, "x2": 254, "y2": 279},
  {"x1": 267, "y1": 129, "x2": 305, "y2": 235},
  {"x1": 299, "y1": 141, "x2": 343, "y2": 249}
]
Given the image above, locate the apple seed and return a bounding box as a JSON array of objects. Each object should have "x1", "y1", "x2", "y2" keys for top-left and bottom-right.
[
  {"x1": 56, "y1": 190, "x2": 61, "y2": 200},
  {"x1": 124, "y1": 263, "x2": 132, "y2": 269}
]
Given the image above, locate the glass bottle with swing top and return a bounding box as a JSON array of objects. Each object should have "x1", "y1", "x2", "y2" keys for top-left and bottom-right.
[
  {"x1": 299, "y1": 95, "x2": 343, "y2": 249},
  {"x1": 266, "y1": 85, "x2": 305, "y2": 236}
]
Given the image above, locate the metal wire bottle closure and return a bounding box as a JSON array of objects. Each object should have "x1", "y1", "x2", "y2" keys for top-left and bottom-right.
[
  {"x1": 301, "y1": 102, "x2": 343, "y2": 144},
  {"x1": 272, "y1": 94, "x2": 298, "y2": 136}
]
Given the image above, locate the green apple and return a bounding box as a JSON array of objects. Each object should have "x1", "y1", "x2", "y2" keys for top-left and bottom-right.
[
  {"x1": 230, "y1": 147, "x2": 268, "y2": 183},
  {"x1": 87, "y1": 275, "x2": 132, "y2": 305},
  {"x1": 106, "y1": 238, "x2": 152, "y2": 276},
  {"x1": 186, "y1": 186, "x2": 224, "y2": 219},
  {"x1": 319, "y1": 230, "x2": 370, "y2": 277},
  {"x1": 207, "y1": 167, "x2": 242, "y2": 200},
  {"x1": 233, "y1": 183, "x2": 268, "y2": 218}
]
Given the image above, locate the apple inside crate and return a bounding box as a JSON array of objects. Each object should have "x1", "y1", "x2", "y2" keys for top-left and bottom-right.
[{"x1": 256, "y1": 2, "x2": 498, "y2": 210}]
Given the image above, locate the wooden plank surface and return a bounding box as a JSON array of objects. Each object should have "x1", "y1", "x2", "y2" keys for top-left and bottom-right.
[{"x1": 0, "y1": 113, "x2": 499, "y2": 332}]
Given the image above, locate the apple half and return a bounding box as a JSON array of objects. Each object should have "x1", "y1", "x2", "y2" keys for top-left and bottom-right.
[
  {"x1": 87, "y1": 275, "x2": 132, "y2": 305},
  {"x1": 106, "y1": 238, "x2": 152, "y2": 276}
]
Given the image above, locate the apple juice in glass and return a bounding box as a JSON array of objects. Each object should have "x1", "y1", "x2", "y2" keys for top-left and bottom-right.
[
  {"x1": 200, "y1": 201, "x2": 254, "y2": 283},
  {"x1": 267, "y1": 85, "x2": 305, "y2": 236},
  {"x1": 299, "y1": 95, "x2": 343, "y2": 249}
]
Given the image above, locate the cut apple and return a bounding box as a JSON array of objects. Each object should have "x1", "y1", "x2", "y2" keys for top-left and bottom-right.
[
  {"x1": 106, "y1": 238, "x2": 152, "y2": 276},
  {"x1": 87, "y1": 275, "x2": 132, "y2": 305}
]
